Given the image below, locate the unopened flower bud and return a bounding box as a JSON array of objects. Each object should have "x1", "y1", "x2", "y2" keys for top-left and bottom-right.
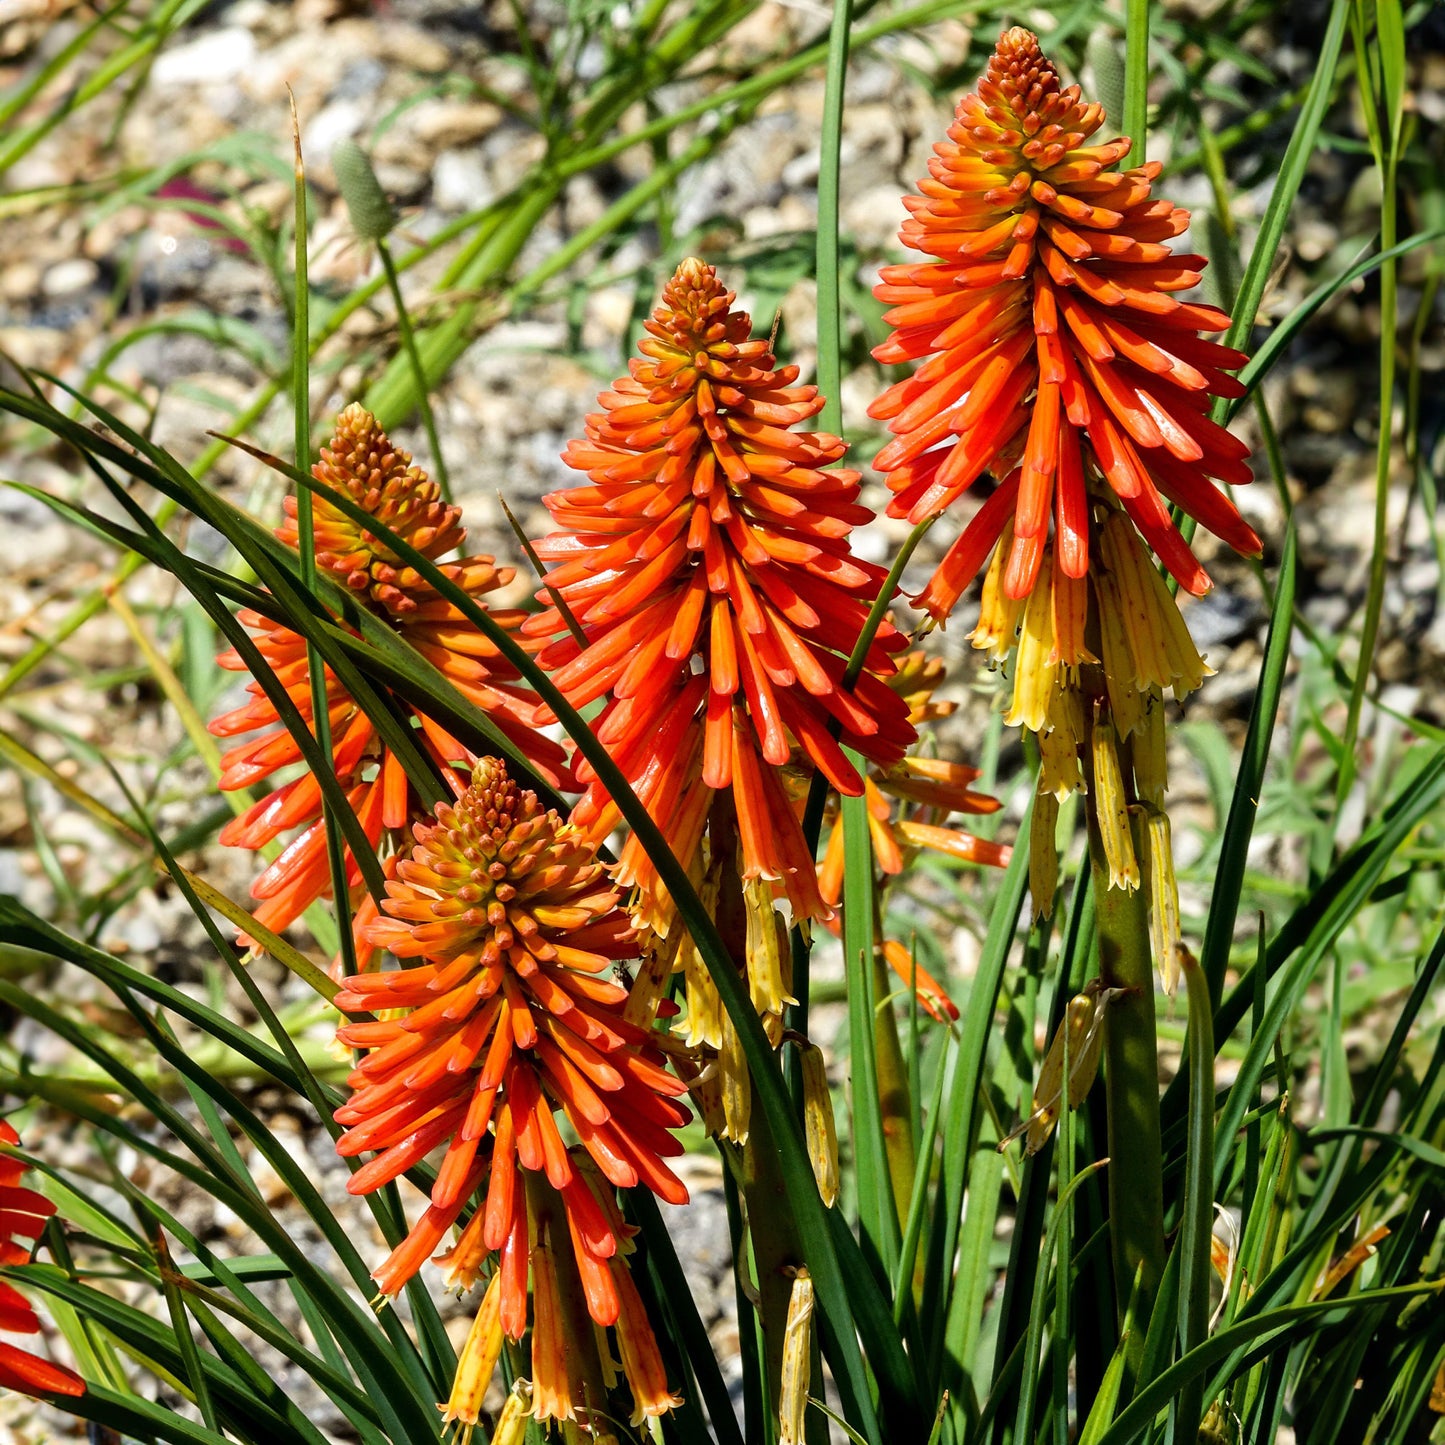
[
  {"x1": 1090, "y1": 711, "x2": 1139, "y2": 890},
  {"x1": 798, "y1": 1043, "x2": 839, "y2": 1207},
  {"x1": 881, "y1": 938, "x2": 959, "y2": 1022},
  {"x1": 778, "y1": 1269, "x2": 815, "y2": 1445}
]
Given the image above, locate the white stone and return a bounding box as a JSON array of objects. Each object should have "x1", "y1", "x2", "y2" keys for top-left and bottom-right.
[
  {"x1": 150, "y1": 27, "x2": 257, "y2": 86},
  {"x1": 432, "y1": 149, "x2": 493, "y2": 212},
  {"x1": 41, "y1": 257, "x2": 99, "y2": 297}
]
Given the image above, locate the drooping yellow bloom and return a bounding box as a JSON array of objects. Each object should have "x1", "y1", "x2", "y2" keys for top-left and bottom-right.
[{"x1": 440, "y1": 1273, "x2": 504, "y2": 1441}]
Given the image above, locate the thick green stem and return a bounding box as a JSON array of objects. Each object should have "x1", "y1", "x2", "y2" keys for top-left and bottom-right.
[
  {"x1": 1086, "y1": 797, "x2": 1165, "y2": 1379},
  {"x1": 712, "y1": 795, "x2": 801, "y2": 1428}
]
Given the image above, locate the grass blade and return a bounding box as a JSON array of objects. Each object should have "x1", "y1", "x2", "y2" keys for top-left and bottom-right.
[{"x1": 1199, "y1": 523, "x2": 1296, "y2": 1007}]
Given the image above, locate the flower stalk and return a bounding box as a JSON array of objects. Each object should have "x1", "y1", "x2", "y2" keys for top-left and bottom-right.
[{"x1": 1084, "y1": 719, "x2": 1165, "y2": 1371}]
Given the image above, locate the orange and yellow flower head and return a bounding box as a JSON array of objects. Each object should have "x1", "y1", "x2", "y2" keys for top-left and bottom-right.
[
  {"x1": 870, "y1": 27, "x2": 1260, "y2": 622},
  {"x1": 333, "y1": 758, "x2": 690, "y2": 1326},
  {"x1": 209, "y1": 406, "x2": 572, "y2": 951},
  {"x1": 525, "y1": 258, "x2": 916, "y2": 926},
  {"x1": 1, "y1": 1121, "x2": 85, "y2": 1400}
]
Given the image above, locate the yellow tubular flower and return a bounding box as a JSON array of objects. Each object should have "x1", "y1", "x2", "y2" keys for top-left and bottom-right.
[
  {"x1": 744, "y1": 876, "x2": 796, "y2": 1016},
  {"x1": 1030, "y1": 792, "x2": 1061, "y2": 919},
  {"x1": 799, "y1": 1042, "x2": 840, "y2": 1208},
  {"x1": 1143, "y1": 808, "x2": 1183, "y2": 994},
  {"x1": 1006, "y1": 551, "x2": 1060, "y2": 731},
  {"x1": 778, "y1": 1270, "x2": 816, "y2": 1445},
  {"x1": 441, "y1": 1273, "x2": 504, "y2": 1442},
  {"x1": 970, "y1": 519, "x2": 1027, "y2": 663},
  {"x1": 719, "y1": 1006, "x2": 751, "y2": 1145},
  {"x1": 1090, "y1": 712, "x2": 1139, "y2": 890},
  {"x1": 492, "y1": 1382, "x2": 534, "y2": 1445},
  {"x1": 1099, "y1": 512, "x2": 1212, "y2": 698},
  {"x1": 1133, "y1": 690, "x2": 1169, "y2": 807}
]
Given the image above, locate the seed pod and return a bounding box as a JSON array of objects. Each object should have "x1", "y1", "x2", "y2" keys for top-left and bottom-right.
[
  {"x1": 778, "y1": 1270, "x2": 815, "y2": 1445},
  {"x1": 798, "y1": 1043, "x2": 839, "y2": 1207},
  {"x1": 719, "y1": 1006, "x2": 750, "y2": 1144},
  {"x1": 1142, "y1": 808, "x2": 1182, "y2": 994},
  {"x1": 1090, "y1": 710, "x2": 1139, "y2": 889},
  {"x1": 1002, "y1": 980, "x2": 1119, "y2": 1153},
  {"x1": 331, "y1": 138, "x2": 397, "y2": 242},
  {"x1": 1029, "y1": 790, "x2": 1060, "y2": 919}
]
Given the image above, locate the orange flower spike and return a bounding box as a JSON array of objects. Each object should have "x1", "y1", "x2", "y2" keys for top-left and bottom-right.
[
  {"x1": 334, "y1": 758, "x2": 690, "y2": 1302},
  {"x1": 0, "y1": 1122, "x2": 85, "y2": 1400},
  {"x1": 210, "y1": 405, "x2": 572, "y2": 950},
  {"x1": 870, "y1": 27, "x2": 1260, "y2": 621},
  {"x1": 527, "y1": 258, "x2": 916, "y2": 924}
]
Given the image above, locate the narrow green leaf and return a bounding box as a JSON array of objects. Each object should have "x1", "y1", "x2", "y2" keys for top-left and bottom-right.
[
  {"x1": 1308, "y1": 1126, "x2": 1445, "y2": 1171},
  {"x1": 1199, "y1": 525, "x2": 1295, "y2": 1007},
  {"x1": 1170, "y1": 951, "x2": 1216, "y2": 1441},
  {"x1": 1014, "y1": 1160, "x2": 1111, "y2": 1442},
  {"x1": 1219, "y1": 0, "x2": 1349, "y2": 357},
  {"x1": 1096, "y1": 1282, "x2": 1443, "y2": 1445},
  {"x1": 842, "y1": 777, "x2": 898, "y2": 1281},
  {"x1": 924, "y1": 798, "x2": 1032, "y2": 1388},
  {"x1": 1211, "y1": 748, "x2": 1445, "y2": 1189}
]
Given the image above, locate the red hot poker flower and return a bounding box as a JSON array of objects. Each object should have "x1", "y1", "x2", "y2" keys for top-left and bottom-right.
[
  {"x1": 333, "y1": 757, "x2": 690, "y2": 1337},
  {"x1": 869, "y1": 27, "x2": 1260, "y2": 621},
  {"x1": 526, "y1": 258, "x2": 914, "y2": 925},
  {"x1": 210, "y1": 405, "x2": 571, "y2": 950},
  {"x1": 0, "y1": 1121, "x2": 85, "y2": 1399}
]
